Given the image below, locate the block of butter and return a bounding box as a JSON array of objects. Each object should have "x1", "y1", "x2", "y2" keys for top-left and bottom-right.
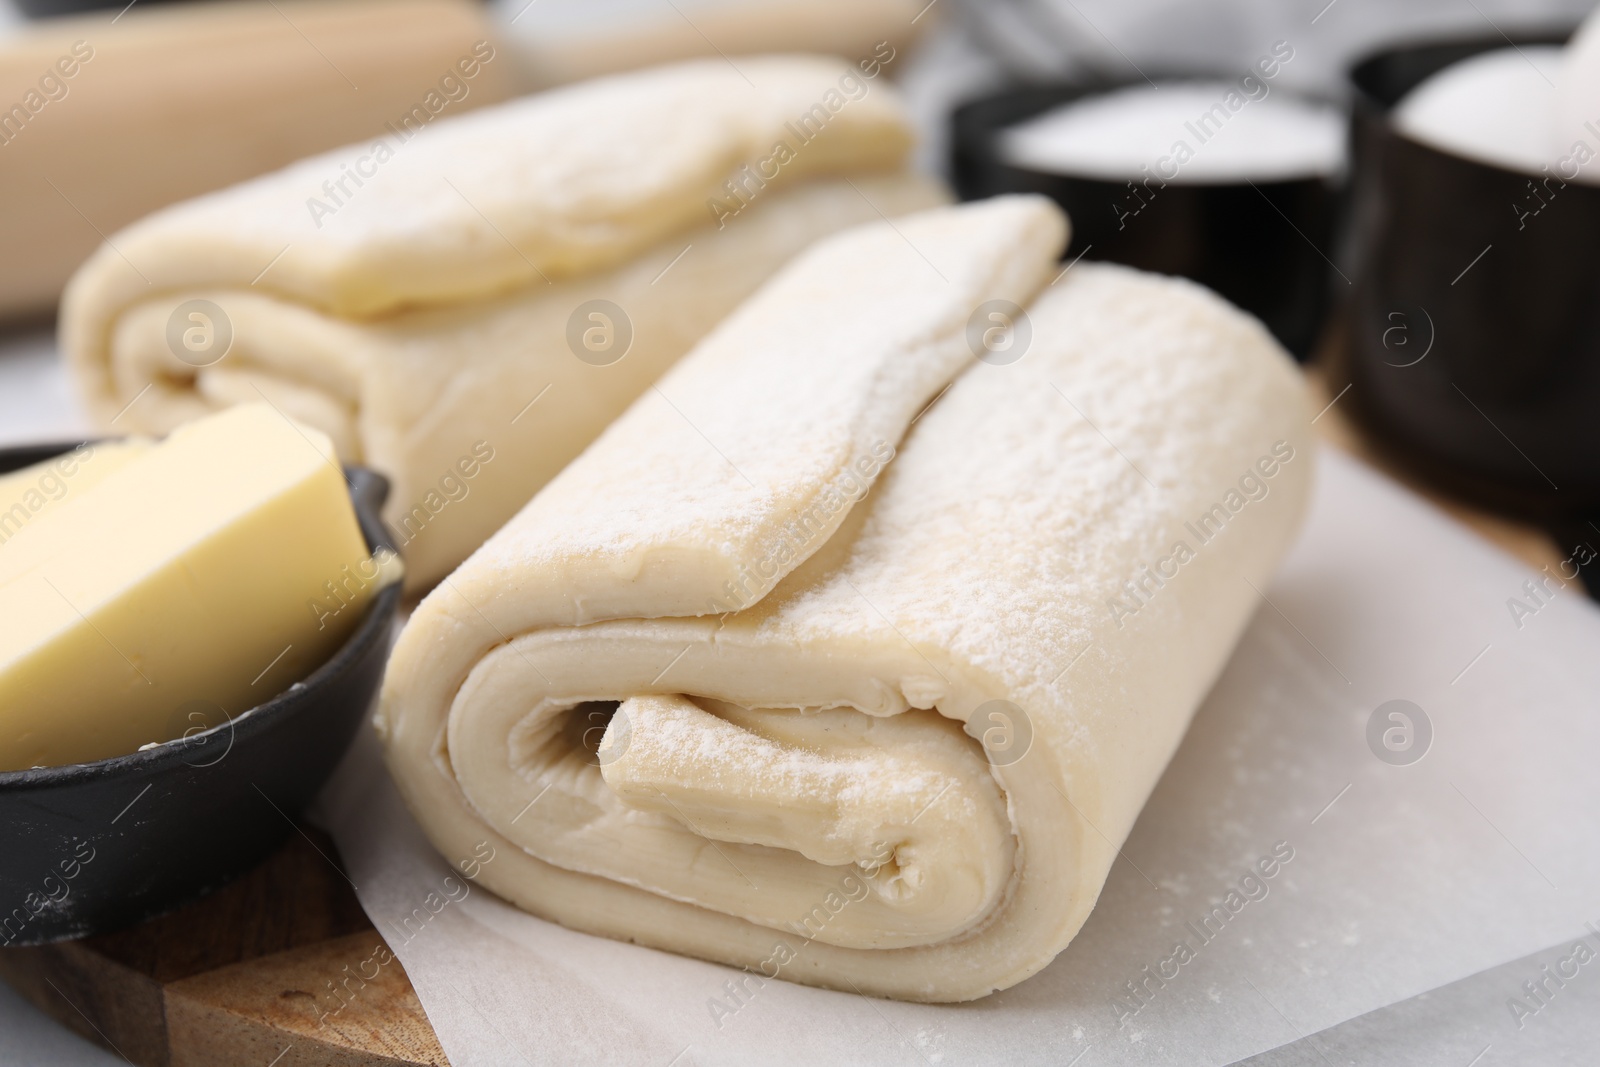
[
  {"x1": 0, "y1": 404, "x2": 389, "y2": 770},
  {"x1": 0, "y1": 439, "x2": 154, "y2": 547}
]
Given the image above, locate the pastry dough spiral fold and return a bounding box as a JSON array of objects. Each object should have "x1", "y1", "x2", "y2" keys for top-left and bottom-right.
[
  {"x1": 60, "y1": 56, "x2": 942, "y2": 589},
  {"x1": 380, "y1": 195, "x2": 1313, "y2": 1001}
]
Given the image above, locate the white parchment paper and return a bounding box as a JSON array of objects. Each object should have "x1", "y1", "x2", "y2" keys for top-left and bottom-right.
[{"x1": 318, "y1": 449, "x2": 1600, "y2": 1066}]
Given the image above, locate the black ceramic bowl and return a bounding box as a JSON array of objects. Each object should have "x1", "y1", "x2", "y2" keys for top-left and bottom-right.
[
  {"x1": 951, "y1": 79, "x2": 1341, "y2": 359},
  {"x1": 1335, "y1": 30, "x2": 1600, "y2": 524},
  {"x1": 0, "y1": 444, "x2": 399, "y2": 945}
]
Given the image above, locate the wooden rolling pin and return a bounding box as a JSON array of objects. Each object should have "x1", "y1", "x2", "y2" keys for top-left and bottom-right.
[
  {"x1": 0, "y1": 0, "x2": 517, "y2": 322},
  {"x1": 0, "y1": 0, "x2": 929, "y2": 325},
  {"x1": 495, "y1": 0, "x2": 929, "y2": 89}
]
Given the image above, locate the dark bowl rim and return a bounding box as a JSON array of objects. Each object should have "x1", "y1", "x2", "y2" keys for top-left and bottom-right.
[
  {"x1": 951, "y1": 72, "x2": 1348, "y2": 189},
  {"x1": 1347, "y1": 25, "x2": 1577, "y2": 113},
  {"x1": 1344, "y1": 26, "x2": 1600, "y2": 191},
  {"x1": 0, "y1": 439, "x2": 400, "y2": 789}
]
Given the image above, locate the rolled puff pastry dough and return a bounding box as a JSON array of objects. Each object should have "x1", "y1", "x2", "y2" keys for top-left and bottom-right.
[
  {"x1": 379, "y1": 195, "x2": 1314, "y2": 1001},
  {"x1": 59, "y1": 55, "x2": 944, "y2": 589}
]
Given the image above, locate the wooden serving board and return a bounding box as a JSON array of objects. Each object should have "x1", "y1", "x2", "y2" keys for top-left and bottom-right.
[
  {"x1": 0, "y1": 366, "x2": 1568, "y2": 1067},
  {"x1": 0, "y1": 826, "x2": 446, "y2": 1067}
]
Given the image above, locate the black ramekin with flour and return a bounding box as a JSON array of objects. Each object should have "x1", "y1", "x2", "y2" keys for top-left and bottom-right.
[{"x1": 951, "y1": 48, "x2": 1342, "y2": 360}]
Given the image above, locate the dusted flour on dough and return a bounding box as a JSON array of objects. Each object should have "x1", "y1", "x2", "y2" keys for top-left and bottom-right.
[
  {"x1": 60, "y1": 56, "x2": 942, "y2": 589},
  {"x1": 380, "y1": 197, "x2": 1313, "y2": 1001}
]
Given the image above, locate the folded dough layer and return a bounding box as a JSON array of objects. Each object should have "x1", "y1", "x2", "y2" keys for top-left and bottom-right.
[
  {"x1": 60, "y1": 56, "x2": 942, "y2": 588},
  {"x1": 380, "y1": 196, "x2": 1314, "y2": 1001}
]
